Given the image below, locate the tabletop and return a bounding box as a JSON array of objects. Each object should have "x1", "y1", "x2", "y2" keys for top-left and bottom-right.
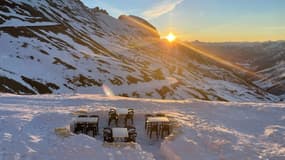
[
  {"x1": 116, "y1": 108, "x2": 129, "y2": 115},
  {"x1": 73, "y1": 117, "x2": 98, "y2": 123},
  {"x1": 147, "y1": 117, "x2": 169, "y2": 123},
  {"x1": 112, "y1": 128, "x2": 129, "y2": 138}
]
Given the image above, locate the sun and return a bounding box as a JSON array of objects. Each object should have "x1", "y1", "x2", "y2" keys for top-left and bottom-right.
[{"x1": 166, "y1": 32, "x2": 176, "y2": 42}]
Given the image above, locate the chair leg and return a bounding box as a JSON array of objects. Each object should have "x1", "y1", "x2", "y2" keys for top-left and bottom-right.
[
  {"x1": 82, "y1": 128, "x2": 86, "y2": 134},
  {"x1": 124, "y1": 118, "x2": 128, "y2": 126},
  {"x1": 108, "y1": 118, "x2": 111, "y2": 126},
  {"x1": 168, "y1": 129, "x2": 170, "y2": 135},
  {"x1": 156, "y1": 130, "x2": 159, "y2": 139}
]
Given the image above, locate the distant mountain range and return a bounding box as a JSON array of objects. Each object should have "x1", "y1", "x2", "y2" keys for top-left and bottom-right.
[
  {"x1": 0, "y1": 0, "x2": 283, "y2": 102},
  {"x1": 191, "y1": 41, "x2": 285, "y2": 101}
]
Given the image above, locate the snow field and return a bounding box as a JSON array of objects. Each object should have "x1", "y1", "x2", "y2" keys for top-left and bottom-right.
[{"x1": 0, "y1": 94, "x2": 284, "y2": 159}]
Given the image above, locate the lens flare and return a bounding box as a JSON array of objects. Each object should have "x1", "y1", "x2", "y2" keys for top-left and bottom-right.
[
  {"x1": 178, "y1": 41, "x2": 259, "y2": 77},
  {"x1": 102, "y1": 84, "x2": 114, "y2": 96}
]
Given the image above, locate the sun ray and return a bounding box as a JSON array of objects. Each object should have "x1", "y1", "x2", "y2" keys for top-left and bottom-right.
[
  {"x1": 177, "y1": 41, "x2": 259, "y2": 78},
  {"x1": 99, "y1": 15, "x2": 258, "y2": 79}
]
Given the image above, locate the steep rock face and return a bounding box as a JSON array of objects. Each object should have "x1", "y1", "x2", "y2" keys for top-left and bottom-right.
[{"x1": 0, "y1": 0, "x2": 280, "y2": 102}]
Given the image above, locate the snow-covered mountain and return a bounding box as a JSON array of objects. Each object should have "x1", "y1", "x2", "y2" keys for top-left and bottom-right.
[
  {"x1": 191, "y1": 41, "x2": 285, "y2": 101},
  {"x1": 0, "y1": 0, "x2": 281, "y2": 102}
]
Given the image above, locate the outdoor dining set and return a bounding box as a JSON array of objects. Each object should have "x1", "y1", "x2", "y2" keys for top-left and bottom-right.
[{"x1": 70, "y1": 108, "x2": 173, "y2": 143}]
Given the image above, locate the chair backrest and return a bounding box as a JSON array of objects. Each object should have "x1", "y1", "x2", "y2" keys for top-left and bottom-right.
[
  {"x1": 109, "y1": 113, "x2": 118, "y2": 119},
  {"x1": 110, "y1": 108, "x2": 116, "y2": 112},
  {"x1": 128, "y1": 130, "x2": 137, "y2": 137},
  {"x1": 155, "y1": 113, "x2": 165, "y2": 117},
  {"x1": 145, "y1": 114, "x2": 153, "y2": 117},
  {"x1": 128, "y1": 108, "x2": 134, "y2": 112},
  {"x1": 128, "y1": 126, "x2": 137, "y2": 135},
  {"x1": 128, "y1": 129, "x2": 136, "y2": 133},
  {"x1": 145, "y1": 114, "x2": 153, "y2": 121},
  {"x1": 103, "y1": 128, "x2": 112, "y2": 134},
  {"x1": 78, "y1": 115, "x2": 88, "y2": 117},
  {"x1": 89, "y1": 115, "x2": 99, "y2": 118},
  {"x1": 128, "y1": 109, "x2": 134, "y2": 115},
  {"x1": 127, "y1": 126, "x2": 136, "y2": 130},
  {"x1": 109, "y1": 109, "x2": 116, "y2": 115}
]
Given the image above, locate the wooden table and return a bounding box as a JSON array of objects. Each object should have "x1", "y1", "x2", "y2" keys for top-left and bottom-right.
[
  {"x1": 112, "y1": 128, "x2": 129, "y2": 138},
  {"x1": 70, "y1": 117, "x2": 99, "y2": 133},
  {"x1": 146, "y1": 116, "x2": 171, "y2": 139}
]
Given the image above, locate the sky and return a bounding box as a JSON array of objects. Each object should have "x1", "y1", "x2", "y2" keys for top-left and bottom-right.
[{"x1": 81, "y1": 0, "x2": 285, "y2": 42}]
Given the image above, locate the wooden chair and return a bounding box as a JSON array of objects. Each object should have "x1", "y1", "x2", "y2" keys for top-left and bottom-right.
[
  {"x1": 103, "y1": 127, "x2": 113, "y2": 142},
  {"x1": 124, "y1": 109, "x2": 134, "y2": 125},
  {"x1": 126, "y1": 126, "x2": 137, "y2": 142},
  {"x1": 108, "y1": 109, "x2": 118, "y2": 126}
]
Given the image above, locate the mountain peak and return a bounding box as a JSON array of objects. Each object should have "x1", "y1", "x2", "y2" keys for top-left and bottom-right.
[{"x1": 118, "y1": 15, "x2": 159, "y2": 38}]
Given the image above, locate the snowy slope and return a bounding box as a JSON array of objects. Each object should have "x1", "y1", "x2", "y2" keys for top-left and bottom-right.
[
  {"x1": 0, "y1": 94, "x2": 284, "y2": 160},
  {"x1": 191, "y1": 41, "x2": 285, "y2": 99},
  {"x1": 255, "y1": 60, "x2": 285, "y2": 96},
  {"x1": 0, "y1": 0, "x2": 280, "y2": 102}
]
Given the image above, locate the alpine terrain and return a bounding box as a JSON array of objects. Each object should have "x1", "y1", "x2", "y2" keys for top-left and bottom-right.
[
  {"x1": 0, "y1": 1, "x2": 285, "y2": 160},
  {"x1": 0, "y1": 0, "x2": 283, "y2": 102}
]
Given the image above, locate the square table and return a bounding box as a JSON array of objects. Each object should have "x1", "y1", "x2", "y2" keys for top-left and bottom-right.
[
  {"x1": 112, "y1": 128, "x2": 129, "y2": 138},
  {"x1": 71, "y1": 117, "x2": 99, "y2": 132},
  {"x1": 146, "y1": 117, "x2": 171, "y2": 139},
  {"x1": 116, "y1": 108, "x2": 129, "y2": 115}
]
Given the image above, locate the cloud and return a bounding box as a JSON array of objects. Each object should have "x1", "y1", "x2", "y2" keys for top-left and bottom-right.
[{"x1": 142, "y1": 0, "x2": 184, "y2": 20}]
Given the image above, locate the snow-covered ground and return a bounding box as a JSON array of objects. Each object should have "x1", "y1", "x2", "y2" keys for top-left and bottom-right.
[{"x1": 0, "y1": 94, "x2": 284, "y2": 160}]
